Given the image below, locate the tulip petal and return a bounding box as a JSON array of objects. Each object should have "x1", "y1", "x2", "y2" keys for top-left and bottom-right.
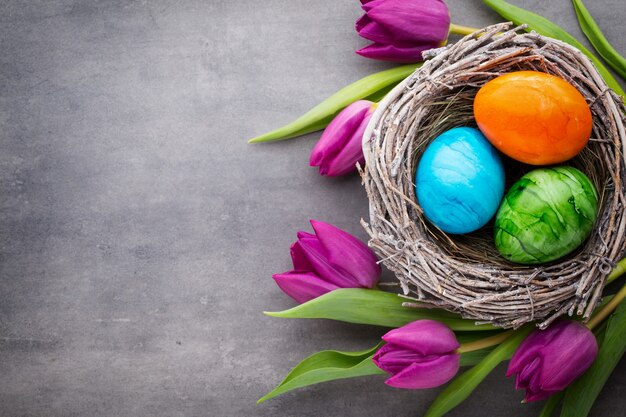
[
  {"x1": 319, "y1": 109, "x2": 371, "y2": 176},
  {"x1": 309, "y1": 100, "x2": 372, "y2": 167},
  {"x1": 516, "y1": 357, "x2": 541, "y2": 390},
  {"x1": 290, "y1": 240, "x2": 314, "y2": 271},
  {"x1": 357, "y1": 19, "x2": 397, "y2": 44},
  {"x1": 297, "y1": 234, "x2": 361, "y2": 288},
  {"x1": 506, "y1": 321, "x2": 599, "y2": 403},
  {"x1": 374, "y1": 343, "x2": 444, "y2": 375},
  {"x1": 296, "y1": 230, "x2": 316, "y2": 240},
  {"x1": 536, "y1": 322, "x2": 598, "y2": 391},
  {"x1": 272, "y1": 271, "x2": 340, "y2": 304},
  {"x1": 365, "y1": 0, "x2": 450, "y2": 43},
  {"x1": 507, "y1": 343, "x2": 542, "y2": 378},
  {"x1": 372, "y1": 344, "x2": 406, "y2": 374},
  {"x1": 356, "y1": 42, "x2": 439, "y2": 63},
  {"x1": 525, "y1": 387, "x2": 558, "y2": 403},
  {"x1": 355, "y1": 0, "x2": 450, "y2": 64},
  {"x1": 506, "y1": 322, "x2": 564, "y2": 377},
  {"x1": 372, "y1": 344, "x2": 410, "y2": 374},
  {"x1": 355, "y1": 13, "x2": 372, "y2": 33},
  {"x1": 360, "y1": 0, "x2": 385, "y2": 12},
  {"x1": 310, "y1": 220, "x2": 381, "y2": 288},
  {"x1": 384, "y1": 353, "x2": 460, "y2": 389},
  {"x1": 382, "y1": 320, "x2": 459, "y2": 355}
]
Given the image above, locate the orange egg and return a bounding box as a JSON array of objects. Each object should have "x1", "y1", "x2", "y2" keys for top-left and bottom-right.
[{"x1": 473, "y1": 71, "x2": 592, "y2": 165}]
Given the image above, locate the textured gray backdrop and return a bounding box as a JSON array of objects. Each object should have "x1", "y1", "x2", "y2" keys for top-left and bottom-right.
[{"x1": 0, "y1": 1, "x2": 624, "y2": 416}]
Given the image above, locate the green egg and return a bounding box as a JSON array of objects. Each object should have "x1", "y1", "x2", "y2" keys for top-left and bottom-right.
[{"x1": 494, "y1": 166, "x2": 598, "y2": 264}]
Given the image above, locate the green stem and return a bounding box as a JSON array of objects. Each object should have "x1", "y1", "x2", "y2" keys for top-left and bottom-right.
[
  {"x1": 457, "y1": 329, "x2": 515, "y2": 353},
  {"x1": 538, "y1": 392, "x2": 564, "y2": 417},
  {"x1": 607, "y1": 257, "x2": 626, "y2": 284},
  {"x1": 586, "y1": 283, "x2": 626, "y2": 330},
  {"x1": 248, "y1": 63, "x2": 419, "y2": 143},
  {"x1": 449, "y1": 23, "x2": 482, "y2": 36}
]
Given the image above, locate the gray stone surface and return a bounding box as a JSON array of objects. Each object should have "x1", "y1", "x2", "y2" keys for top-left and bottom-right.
[{"x1": 0, "y1": 0, "x2": 624, "y2": 416}]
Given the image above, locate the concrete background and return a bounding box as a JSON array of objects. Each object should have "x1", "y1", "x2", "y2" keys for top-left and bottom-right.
[{"x1": 0, "y1": 1, "x2": 624, "y2": 416}]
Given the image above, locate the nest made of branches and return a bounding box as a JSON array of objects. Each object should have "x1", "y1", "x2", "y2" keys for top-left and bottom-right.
[{"x1": 360, "y1": 23, "x2": 626, "y2": 329}]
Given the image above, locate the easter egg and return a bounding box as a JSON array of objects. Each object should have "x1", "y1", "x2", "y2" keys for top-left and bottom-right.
[
  {"x1": 415, "y1": 127, "x2": 505, "y2": 234},
  {"x1": 474, "y1": 71, "x2": 592, "y2": 165},
  {"x1": 494, "y1": 166, "x2": 598, "y2": 264}
]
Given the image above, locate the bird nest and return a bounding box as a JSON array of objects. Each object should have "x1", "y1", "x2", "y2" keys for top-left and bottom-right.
[{"x1": 360, "y1": 23, "x2": 626, "y2": 329}]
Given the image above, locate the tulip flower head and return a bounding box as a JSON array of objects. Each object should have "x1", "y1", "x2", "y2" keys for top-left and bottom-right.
[
  {"x1": 373, "y1": 320, "x2": 460, "y2": 389},
  {"x1": 309, "y1": 100, "x2": 376, "y2": 177},
  {"x1": 273, "y1": 220, "x2": 381, "y2": 303},
  {"x1": 356, "y1": 0, "x2": 451, "y2": 63},
  {"x1": 506, "y1": 320, "x2": 598, "y2": 402}
]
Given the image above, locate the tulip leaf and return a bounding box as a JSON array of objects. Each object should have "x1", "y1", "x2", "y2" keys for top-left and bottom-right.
[
  {"x1": 560, "y1": 297, "x2": 626, "y2": 417},
  {"x1": 363, "y1": 82, "x2": 398, "y2": 103},
  {"x1": 424, "y1": 325, "x2": 534, "y2": 417},
  {"x1": 258, "y1": 341, "x2": 494, "y2": 404},
  {"x1": 481, "y1": 0, "x2": 625, "y2": 100},
  {"x1": 458, "y1": 346, "x2": 495, "y2": 367},
  {"x1": 265, "y1": 288, "x2": 497, "y2": 331},
  {"x1": 538, "y1": 392, "x2": 564, "y2": 417},
  {"x1": 272, "y1": 115, "x2": 336, "y2": 142},
  {"x1": 571, "y1": 0, "x2": 626, "y2": 80},
  {"x1": 607, "y1": 257, "x2": 626, "y2": 284},
  {"x1": 257, "y1": 342, "x2": 385, "y2": 403},
  {"x1": 455, "y1": 331, "x2": 503, "y2": 345},
  {"x1": 248, "y1": 64, "x2": 420, "y2": 143}
]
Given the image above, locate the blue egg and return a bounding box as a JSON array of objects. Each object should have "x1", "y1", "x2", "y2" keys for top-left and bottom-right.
[{"x1": 415, "y1": 127, "x2": 505, "y2": 234}]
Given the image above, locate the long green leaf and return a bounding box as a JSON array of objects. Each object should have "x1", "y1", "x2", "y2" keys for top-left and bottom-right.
[
  {"x1": 265, "y1": 288, "x2": 496, "y2": 331},
  {"x1": 248, "y1": 64, "x2": 420, "y2": 143},
  {"x1": 482, "y1": 0, "x2": 625, "y2": 100},
  {"x1": 572, "y1": 0, "x2": 626, "y2": 80},
  {"x1": 257, "y1": 342, "x2": 385, "y2": 403},
  {"x1": 259, "y1": 341, "x2": 494, "y2": 403},
  {"x1": 364, "y1": 82, "x2": 398, "y2": 103},
  {"x1": 455, "y1": 331, "x2": 503, "y2": 344},
  {"x1": 539, "y1": 392, "x2": 564, "y2": 417},
  {"x1": 424, "y1": 325, "x2": 534, "y2": 417},
  {"x1": 459, "y1": 346, "x2": 495, "y2": 367},
  {"x1": 560, "y1": 298, "x2": 626, "y2": 417},
  {"x1": 274, "y1": 115, "x2": 335, "y2": 141}
]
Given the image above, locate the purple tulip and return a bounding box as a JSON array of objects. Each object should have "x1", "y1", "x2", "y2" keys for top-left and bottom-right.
[
  {"x1": 356, "y1": 0, "x2": 451, "y2": 63},
  {"x1": 309, "y1": 100, "x2": 375, "y2": 177},
  {"x1": 373, "y1": 320, "x2": 460, "y2": 389},
  {"x1": 273, "y1": 220, "x2": 381, "y2": 303},
  {"x1": 506, "y1": 321, "x2": 598, "y2": 402}
]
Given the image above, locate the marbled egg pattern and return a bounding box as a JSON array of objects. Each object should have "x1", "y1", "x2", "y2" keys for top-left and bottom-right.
[
  {"x1": 494, "y1": 166, "x2": 598, "y2": 264},
  {"x1": 415, "y1": 127, "x2": 505, "y2": 234},
  {"x1": 474, "y1": 71, "x2": 592, "y2": 166}
]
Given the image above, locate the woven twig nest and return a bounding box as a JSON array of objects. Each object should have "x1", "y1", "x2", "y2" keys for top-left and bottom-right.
[{"x1": 360, "y1": 23, "x2": 626, "y2": 329}]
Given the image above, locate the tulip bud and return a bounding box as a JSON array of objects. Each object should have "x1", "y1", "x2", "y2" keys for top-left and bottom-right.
[
  {"x1": 373, "y1": 320, "x2": 460, "y2": 389},
  {"x1": 355, "y1": 0, "x2": 451, "y2": 63},
  {"x1": 309, "y1": 100, "x2": 375, "y2": 177},
  {"x1": 273, "y1": 220, "x2": 381, "y2": 303},
  {"x1": 506, "y1": 321, "x2": 598, "y2": 402}
]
